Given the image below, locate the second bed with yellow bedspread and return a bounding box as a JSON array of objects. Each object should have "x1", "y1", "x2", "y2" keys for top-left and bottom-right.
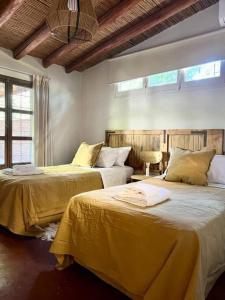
[
  {"x1": 0, "y1": 165, "x2": 103, "y2": 236},
  {"x1": 50, "y1": 178, "x2": 225, "y2": 300}
]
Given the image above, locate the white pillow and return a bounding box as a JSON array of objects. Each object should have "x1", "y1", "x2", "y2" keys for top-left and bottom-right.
[
  {"x1": 95, "y1": 147, "x2": 118, "y2": 168},
  {"x1": 114, "y1": 147, "x2": 131, "y2": 167},
  {"x1": 208, "y1": 155, "x2": 225, "y2": 184}
]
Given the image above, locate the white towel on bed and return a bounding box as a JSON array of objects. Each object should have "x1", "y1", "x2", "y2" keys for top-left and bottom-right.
[
  {"x1": 2, "y1": 165, "x2": 43, "y2": 176},
  {"x1": 114, "y1": 182, "x2": 171, "y2": 207}
]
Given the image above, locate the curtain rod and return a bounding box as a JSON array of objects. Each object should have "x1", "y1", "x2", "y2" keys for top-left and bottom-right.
[{"x1": 108, "y1": 27, "x2": 225, "y2": 62}]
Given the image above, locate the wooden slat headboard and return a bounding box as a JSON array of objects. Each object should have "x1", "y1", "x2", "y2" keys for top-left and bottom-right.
[{"x1": 106, "y1": 129, "x2": 224, "y2": 170}]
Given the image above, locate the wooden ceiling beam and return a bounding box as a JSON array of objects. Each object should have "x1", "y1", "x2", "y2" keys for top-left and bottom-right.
[
  {"x1": 42, "y1": 0, "x2": 141, "y2": 68},
  {"x1": 0, "y1": 0, "x2": 25, "y2": 27},
  {"x1": 97, "y1": 0, "x2": 141, "y2": 28},
  {"x1": 13, "y1": 23, "x2": 50, "y2": 60},
  {"x1": 66, "y1": 0, "x2": 199, "y2": 73}
]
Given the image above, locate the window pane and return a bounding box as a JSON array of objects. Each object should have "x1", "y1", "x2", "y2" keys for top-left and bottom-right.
[
  {"x1": 12, "y1": 113, "x2": 32, "y2": 137},
  {"x1": 0, "y1": 141, "x2": 4, "y2": 165},
  {"x1": 12, "y1": 85, "x2": 33, "y2": 111},
  {"x1": 0, "y1": 112, "x2": 5, "y2": 136},
  {"x1": 0, "y1": 82, "x2": 5, "y2": 108},
  {"x1": 184, "y1": 61, "x2": 221, "y2": 82},
  {"x1": 148, "y1": 70, "x2": 178, "y2": 87},
  {"x1": 12, "y1": 140, "x2": 32, "y2": 164},
  {"x1": 117, "y1": 78, "x2": 144, "y2": 92}
]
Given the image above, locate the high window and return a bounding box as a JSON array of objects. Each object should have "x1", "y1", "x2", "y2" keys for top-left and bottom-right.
[
  {"x1": 148, "y1": 70, "x2": 178, "y2": 87},
  {"x1": 116, "y1": 77, "x2": 144, "y2": 93},
  {"x1": 183, "y1": 61, "x2": 221, "y2": 82},
  {"x1": 115, "y1": 60, "x2": 224, "y2": 93},
  {"x1": 0, "y1": 75, "x2": 33, "y2": 169}
]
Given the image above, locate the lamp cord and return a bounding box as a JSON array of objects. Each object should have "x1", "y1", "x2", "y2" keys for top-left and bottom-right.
[{"x1": 73, "y1": 0, "x2": 80, "y2": 42}]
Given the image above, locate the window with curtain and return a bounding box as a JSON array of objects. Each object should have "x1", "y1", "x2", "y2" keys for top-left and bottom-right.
[{"x1": 0, "y1": 75, "x2": 33, "y2": 169}]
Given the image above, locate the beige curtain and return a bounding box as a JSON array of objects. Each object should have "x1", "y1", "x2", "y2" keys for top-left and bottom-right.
[{"x1": 33, "y1": 75, "x2": 53, "y2": 166}]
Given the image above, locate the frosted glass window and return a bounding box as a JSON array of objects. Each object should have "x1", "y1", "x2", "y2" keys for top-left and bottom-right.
[
  {"x1": 12, "y1": 140, "x2": 32, "y2": 164},
  {"x1": 12, "y1": 113, "x2": 32, "y2": 137},
  {"x1": 148, "y1": 70, "x2": 178, "y2": 87},
  {"x1": 116, "y1": 78, "x2": 144, "y2": 92},
  {"x1": 12, "y1": 85, "x2": 33, "y2": 111},
  {"x1": 0, "y1": 141, "x2": 4, "y2": 165},
  {"x1": 0, "y1": 82, "x2": 5, "y2": 108},
  {"x1": 184, "y1": 61, "x2": 221, "y2": 82},
  {"x1": 0, "y1": 112, "x2": 5, "y2": 136}
]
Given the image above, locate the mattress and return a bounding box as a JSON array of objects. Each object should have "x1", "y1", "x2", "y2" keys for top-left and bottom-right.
[{"x1": 50, "y1": 178, "x2": 225, "y2": 300}]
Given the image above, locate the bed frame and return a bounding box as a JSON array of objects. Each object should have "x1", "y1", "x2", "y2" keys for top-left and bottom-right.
[{"x1": 105, "y1": 129, "x2": 224, "y2": 171}]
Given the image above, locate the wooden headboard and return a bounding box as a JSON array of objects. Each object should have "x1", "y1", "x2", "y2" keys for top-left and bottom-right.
[{"x1": 106, "y1": 129, "x2": 224, "y2": 170}]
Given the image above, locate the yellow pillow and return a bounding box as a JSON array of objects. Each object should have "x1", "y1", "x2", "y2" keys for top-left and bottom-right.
[
  {"x1": 165, "y1": 148, "x2": 216, "y2": 186},
  {"x1": 72, "y1": 142, "x2": 103, "y2": 167}
]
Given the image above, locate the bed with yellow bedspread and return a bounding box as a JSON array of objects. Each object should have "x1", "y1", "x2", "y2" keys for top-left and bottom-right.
[
  {"x1": 50, "y1": 178, "x2": 225, "y2": 300},
  {"x1": 0, "y1": 165, "x2": 103, "y2": 236}
]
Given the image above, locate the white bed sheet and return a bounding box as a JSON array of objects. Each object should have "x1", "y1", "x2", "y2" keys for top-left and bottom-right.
[
  {"x1": 208, "y1": 182, "x2": 225, "y2": 189},
  {"x1": 81, "y1": 166, "x2": 134, "y2": 188}
]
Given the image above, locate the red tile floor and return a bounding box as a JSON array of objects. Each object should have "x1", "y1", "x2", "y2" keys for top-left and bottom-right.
[{"x1": 0, "y1": 227, "x2": 224, "y2": 300}]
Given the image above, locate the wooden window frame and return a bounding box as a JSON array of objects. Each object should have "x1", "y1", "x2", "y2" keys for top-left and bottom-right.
[{"x1": 0, "y1": 74, "x2": 33, "y2": 169}]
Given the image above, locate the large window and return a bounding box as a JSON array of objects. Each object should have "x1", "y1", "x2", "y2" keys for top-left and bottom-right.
[{"x1": 0, "y1": 75, "x2": 33, "y2": 169}]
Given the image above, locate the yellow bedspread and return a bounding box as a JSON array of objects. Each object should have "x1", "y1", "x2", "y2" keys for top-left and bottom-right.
[
  {"x1": 0, "y1": 165, "x2": 103, "y2": 236},
  {"x1": 50, "y1": 178, "x2": 225, "y2": 300}
]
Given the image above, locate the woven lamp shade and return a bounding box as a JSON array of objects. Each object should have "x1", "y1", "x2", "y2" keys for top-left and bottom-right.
[{"x1": 46, "y1": 0, "x2": 98, "y2": 44}]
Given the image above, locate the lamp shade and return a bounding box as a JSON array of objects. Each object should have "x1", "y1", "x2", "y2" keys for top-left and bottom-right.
[
  {"x1": 46, "y1": 0, "x2": 98, "y2": 44},
  {"x1": 140, "y1": 151, "x2": 162, "y2": 164}
]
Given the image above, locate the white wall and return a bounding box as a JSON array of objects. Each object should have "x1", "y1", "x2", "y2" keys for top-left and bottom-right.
[
  {"x1": 0, "y1": 48, "x2": 82, "y2": 164},
  {"x1": 81, "y1": 4, "x2": 225, "y2": 144}
]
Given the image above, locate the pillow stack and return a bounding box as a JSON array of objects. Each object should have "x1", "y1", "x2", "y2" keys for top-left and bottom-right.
[
  {"x1": 95, "y1": 146, "x2": 131, "y2": 167},
  {"x1": 72, "y1": 142, "x2": 131, "y2": 168},
  {"x1": 95, "y1": 147, "x2": 118, "y2": 168},
  {"x1": 165, "y1": 148, "x2": 216, "y2": 186}
]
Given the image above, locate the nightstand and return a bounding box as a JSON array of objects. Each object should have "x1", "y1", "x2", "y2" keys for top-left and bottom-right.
[{"x1": 131, "y1": 174, "x2": 153, "y2": 182}]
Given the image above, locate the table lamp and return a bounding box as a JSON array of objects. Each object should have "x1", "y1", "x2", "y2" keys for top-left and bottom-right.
[{"x1": 140, "y1": 151, "x2": 163, "y2": 176}]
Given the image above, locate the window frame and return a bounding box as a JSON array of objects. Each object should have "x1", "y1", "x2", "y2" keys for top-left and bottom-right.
[
  {"x1": 147, "y1": 60, "x2": 225, "y2": 93},
  {"x1": 0, "y1": 74, "x2": 33, "y2": 169},
  {"x1": 115, "y1": 77, "x2": 145, "y2": 96},
  {"x1": 114, "y1": 60, "x2": 224, "y2": 96},
  {"x1": 147, "y1": 69, "x2": 179, "y2": 92},
  {"x1": 181, "y1": 60, "x2": 225, "y2": 89}
]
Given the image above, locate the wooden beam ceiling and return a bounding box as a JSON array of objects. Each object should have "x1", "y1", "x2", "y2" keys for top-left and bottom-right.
[
  {"x1": 66, "y1": 0, "x2": 200, "y2": 73},
  {"x1": 13, "y1": 23, "x2": 51, "y2": 60},
  {"x1": 13, "y1": 0, "x2": 141, "y2": 63},
  {"x1": 43, "y1": 0, "x2": 141, "y2": 68},
  {"x1": 0, "y1": 0, "x2": 25, "y2": 27}
]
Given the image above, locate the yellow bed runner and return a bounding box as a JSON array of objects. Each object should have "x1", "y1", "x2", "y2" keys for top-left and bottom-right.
[{"x1": 0, "y1": 165, "x2": 103, "y2": 236}]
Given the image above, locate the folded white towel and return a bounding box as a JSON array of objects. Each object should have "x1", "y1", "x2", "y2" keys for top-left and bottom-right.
[
  {"x1": 114, "y1": 182, "x2": 171, "y2": 207},
  {"x1": 13, "y1": 164, "x2": 37, "y2": 171},
  {"x1": 2, "y1": 166, "x2": 43, "y2": 176}
]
